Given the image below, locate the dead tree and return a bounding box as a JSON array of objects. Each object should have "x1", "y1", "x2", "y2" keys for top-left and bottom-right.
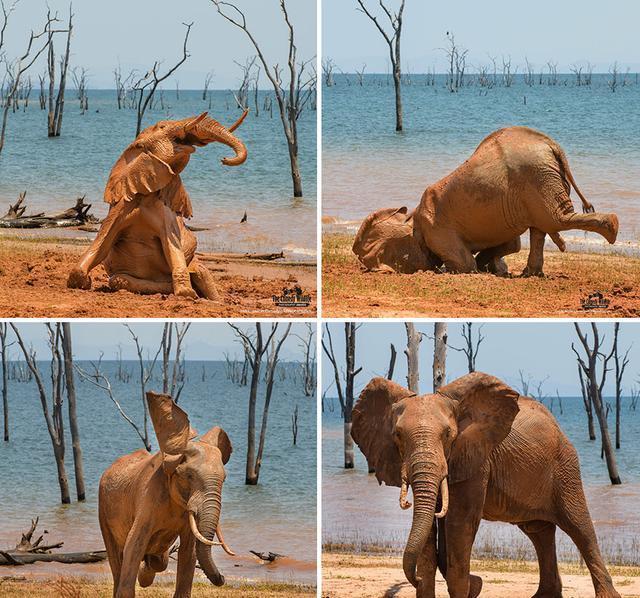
[
  {"x1": 132, "y1": 22, "x2": 192, "y2": 136},
  {"x1": 572, "y1": 323, "x2": 621, "y2": 485},
  {"x1": 432, "y1": 323, "x2": 447, "y2": 391},
  {"x1": 501, "y1": 55, "x2": 514, "y2": 87},
  {"x1": 11, "y1": 323, "x2": 71, "y2": 503},
  {"x1": 524, "y1": 57, "x2": 535, "y2": 86},
  {"x1": 547, "y1": 61, "x2": 558, "y2": 86},
  {"x1": 0, "y1": 11, "x2": 64, "y2": 153},
  {"x1": 578, "y1": 364, "x2": 596, "y2": 440},
  {"x1": 213, "y1": 1, "x2": 316, "y2": 197},
  {"x1": 612, "y1": 323, "x2": 630, "y2": 450},
  {"x1": 230, "y1": 323, "x2": 292, "y2": 485},
  {"x1": 322, "y1": 323, "x2": 361, "y2": 469},
  {"x1": 387, "y1": 343, "x2": 397, "y2": 380},
  {"x1": 291, "y1": 403, "x2": 298, "y2": 445},
  {"x1": 0, "y1": 322, "x2": 9, "y2": 441},
  {"x1": 404, "y1": 323, "x2": 421, "y2": 393},
  {"x1": 442, "y1": 32, "x2": 467, "y2": 92},
  {"x1": 46, "y1": 5, "x2": 72, "y2": 137},
  {"x1": 355, "y1": 63, "x2": 366, "y2": 86},
  {"x1": 447, "y1": 322, "x2": 484, "y2": 373},
  {"x1": 608, "y1": 62, "x2": 618, "y2": 92},
  {"x1": 570, "y1": 63, "x2": 583, "y2": 87},
  {"x1": 202, "y1": 70, "x2": 213, "y2": 101},
  {"x1": 232, "y1": 56, "x2": 257, "y2": 110},
  {"x1": 161, "y1": 323, "x2": 190, "y2": 402},
  {"x1": 60, "y1": 323, "x2": 85, "y2": 502},
  {"x1": 114, "y1": 64, "x2": 135, "y2": 109},
  {"x1": 322, "y1": 57, "x2": 335, "y2": 87},
  {"x1": 71, "y1": 67, "x2": 88, "y2": 114},
  {"x1": 294, "y1": 323, "x2": 315, "y2": 397},
  {"x1": 355, "y1": 0, "x2": 405, "y2": 131}
]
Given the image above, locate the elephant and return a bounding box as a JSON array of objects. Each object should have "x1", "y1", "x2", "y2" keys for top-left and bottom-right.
[
  {"x1": 99, "y1": 391, "x2": 234, "y2": 598},
  {"x1": 67, "y1": 110, "x2": 248, "y2": 299},
  {"x1": 351, "y1": 372, "x2": 620, "y2": 598},
  {"x1": 353, "y1": 127, "x2": 618, "y2": 276}
]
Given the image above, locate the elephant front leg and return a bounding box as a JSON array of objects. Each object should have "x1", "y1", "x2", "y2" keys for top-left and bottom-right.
[
  {"x1": 67, "y1": 200, "x2": 133, "y2": 290},
  {"x1": 522, "y1": 228, "x2": 546, "y2": 277},
  {"x1": 416, "y1": 522, "x2": 438, "y2": 598},
  {"x1": 116, "y1": 527, "x2": 150, "y2": 598},
  {"x1": 160, "y1": 207, "x2": 198, "y2": 299},
  {"x1": 174, "y1": 531, "x2": 196, "y2": 598}
]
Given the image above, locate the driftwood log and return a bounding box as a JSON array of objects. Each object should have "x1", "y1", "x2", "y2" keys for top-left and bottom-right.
[
  {"x1": 0, "y1": 192, "x2": 99, "y2": 229},
  {"x1": 0, "y1": 517, "x2": 106, "y2": 566},
  {"x1": 197, "y1": 251, "x2": 285, "y2": 262}
]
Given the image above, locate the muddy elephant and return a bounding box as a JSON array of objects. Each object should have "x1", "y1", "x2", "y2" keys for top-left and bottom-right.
[
  {"x1": 353, "y1": 127, "x2": 618, "y2": 276},
  {"x1": 67, "y1": 110, "x2": 248, "y2": 299},
  {"x1": 99, "y1": 391, "x2": 234, "y2": 598},
  {"x1": 352, "y1": 373, "x2": 620, "y2": 598}
]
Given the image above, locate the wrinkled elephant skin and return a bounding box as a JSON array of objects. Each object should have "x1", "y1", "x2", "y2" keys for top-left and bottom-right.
[
  {"x1": 67, "y1": 111, "x2": 248, "y2": 300},
  {"x1": 354, "y1": 127, "x2": 618, "y2": 277},
  {"x1": 99, "y1": 391, "x2": 233, "y2": 598},
  {"x1": 352, "y1": 372, "x2": 621, "y2": 598}
]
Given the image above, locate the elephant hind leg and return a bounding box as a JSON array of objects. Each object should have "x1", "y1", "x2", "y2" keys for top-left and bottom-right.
[
  {"x1": 189, "y1": 259, "x2": 219, "y2": 300},
  {"x1": 518, "y1": 521, "x2": 562, "y2": 597},
  {"x1": 475, "y1": 237, "x2": 521, "y2": 276},
  {"x1": 558, "y1": 211, "x2": 619, "y2": 244},
  {"x1": 108, "y1": 274, "x2": 173, "y2": 296},
  {"x1": 522, "y1": 228, "x2": 547, "y2": 277}
]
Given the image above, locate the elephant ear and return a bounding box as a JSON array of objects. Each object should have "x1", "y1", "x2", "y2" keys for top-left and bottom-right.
[
  {"x1": 200, "y1": 426, "x2": 233, "y2": 465},
  {"x1": 438, "y1": 372, "x2": 520, "y2": 484},
  {"x1": 146, "y1": 391, "x2": 191, "y2": 457},
  {"x1": 104, "y1": 145, "x2": 176, "y2": 205},
  {"x1": 351, "y1": 377, "x2": 416, "y2": 487}
]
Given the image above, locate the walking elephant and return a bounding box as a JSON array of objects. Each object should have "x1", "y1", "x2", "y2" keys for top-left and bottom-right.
[
  {"x1": 353, "y1": 127, "x2": 618, "y2": 276},
  {"x1": 99, "y1": 391, "x2": 235, "y2": 598},
  {"x1": 67, "y1": 110, "x2": 248, "y2": 299},
  {"x1": 351, "y1": 372, "x2": 620, "y2": 598}
]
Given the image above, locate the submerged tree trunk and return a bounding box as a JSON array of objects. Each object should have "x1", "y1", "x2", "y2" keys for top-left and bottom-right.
[
  {"x1": 61, "y1": 323, "x2": 85, "y2": 501},
  {"x1": 344, "y1": 322, "x2": 361, "y2": 469},
  {"x1": 404, "y1": 323, "x2": 421, "y2": 393},
  {"x1": 1, "y1": 324, "x2": 8, "y2": 442}
]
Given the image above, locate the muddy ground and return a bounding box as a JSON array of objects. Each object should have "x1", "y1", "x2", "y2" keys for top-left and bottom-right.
[
  {"x1": 322, "y1": 553, "x2": 640, "y2": 597},
  {"x1": 323, "y1": 233, "x2": 640, "y2": 318},
  {"x1": 0, "y1": 235, "x2": 316, "y2": 318}
]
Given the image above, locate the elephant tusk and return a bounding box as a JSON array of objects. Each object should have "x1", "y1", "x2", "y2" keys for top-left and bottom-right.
[
  {"x1": 216, "y1": 526, "x2": 236, "y2": 556},
  {"x1": 227, "y1": 109, "x2": 249, "y2": 132},
  {"x1": 399, "y1": 479, "x2": 412, "y2": 510},
  {"x1": 435, "y1": 477, "x2": 449, "y2": 519},
  {"x1": 189, "y1": 512, "x2": 223, "y2": 547}
]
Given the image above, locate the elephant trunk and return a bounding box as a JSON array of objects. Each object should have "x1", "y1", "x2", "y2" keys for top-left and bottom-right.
[
  {"x1": 197, "y1": 117, "x2": 248, "y2": 167},
  {"x1": 192, "y1": 488, "x2": 225, "y2": 587},
  {"x1": 402, "y1": 464, "x2": 444, "y2": 589}
]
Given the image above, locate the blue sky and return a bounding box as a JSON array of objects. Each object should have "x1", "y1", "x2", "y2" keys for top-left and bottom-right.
[
  {"x1": 321, "y1": 322, "x2": 640, "y2": 397},
  {"x1": 1, "y1": 0, "x2": 316, "y2": 89},
  {"x1": 7, "y1": 322, "x2": 315, "y2": 362},
  {"x1": 323, "y1": 0, "x2": 639, "y2": 73}
]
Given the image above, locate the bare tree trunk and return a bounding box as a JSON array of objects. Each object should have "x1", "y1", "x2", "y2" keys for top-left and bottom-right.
[
  {"x1": 387, "y1": 343, "x2": 396, "y2": 380},
  {"x1": 404, "y1": 323, "x2": 421, "y2": 393},
  {"x1": 432, "y1": 323, "x2": 448, "y2": 392},
  {"x1": 0, "y1": 324, "x2": 8, "y2": 442},
  {"x1": 61, "y1": 323, "x2": 85, "y2": 501},
  {"x1": 344, "y1": 323, "x2": 361, "y2": 469},
  {"x1": 578, "y1": 366, "x2": 596, "y2": 441}
]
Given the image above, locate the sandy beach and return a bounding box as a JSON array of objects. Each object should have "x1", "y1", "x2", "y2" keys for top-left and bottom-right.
[
  {"x1": 322, "y1": 553, "x2": 640, "y2": 597},
  {"x1": 0, "y1": 234, "x2": 316, "y2": 318},
  {"x1": 322, "y1": 233, "x2": 640, "y2": 318}
]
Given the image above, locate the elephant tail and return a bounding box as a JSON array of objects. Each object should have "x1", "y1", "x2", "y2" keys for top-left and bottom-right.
[{"x1": 552, "y1": 145, "x2": 595, "y2": 214}]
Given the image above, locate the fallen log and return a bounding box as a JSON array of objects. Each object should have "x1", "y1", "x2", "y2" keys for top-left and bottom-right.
[
  {"x1": 0, "y1": 193, "x2": 99, "y2": 229},
  {"x1": 0, "y1": 550, "x2": 107, "y2": 566},
  {"x1": 197, "y1": 251, "x2": 285, "y2": 262}
]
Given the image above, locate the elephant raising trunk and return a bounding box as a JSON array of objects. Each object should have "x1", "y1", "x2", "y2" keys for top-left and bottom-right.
[
  {"x1": 403, "y1": 465, "x2": 448, "y2": 588},
  {"x1": 186, "y1": 111, "x2": 248, "y2": 167},
  {"x1": 191, "y1": 488, "x2": 225, "y2": 586}
]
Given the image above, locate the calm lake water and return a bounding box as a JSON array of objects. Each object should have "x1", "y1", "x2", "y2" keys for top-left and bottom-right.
[
  {"x1": 0, "y1": 90, "x2": 317, "y2": 259},
  {"x1": 323, "y1": 74, "x2": 640, "y2": 249},
  {"x1": 0, "y1": 360, "x2": 317, "y2": 585},
  {"x1": 323, "y1": 396, "x2": 640, "y2": 564}
]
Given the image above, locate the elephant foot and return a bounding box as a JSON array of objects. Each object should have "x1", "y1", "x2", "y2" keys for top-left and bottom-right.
[
  {"x1": 109, "y1": 274, "x2": 173, "y2": 295},
  {"x1": 174, "y1": 285, "x2": 198, "y2": 300},
  {"x1": 173, "y1": 270, "x2": 198, "y2": 300},
  {"x1": 190, "y1": 262, "x2": 219, "y2": 301},
  {"x1": 67, "y1": 267, "x2": 92, "y2": 290},
  {"x1": 521, "y1": 266, "x2": 544, "y2": 278},
  {"x1": 531, "y1": 590, "x2": 562, "y2": 598}
]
